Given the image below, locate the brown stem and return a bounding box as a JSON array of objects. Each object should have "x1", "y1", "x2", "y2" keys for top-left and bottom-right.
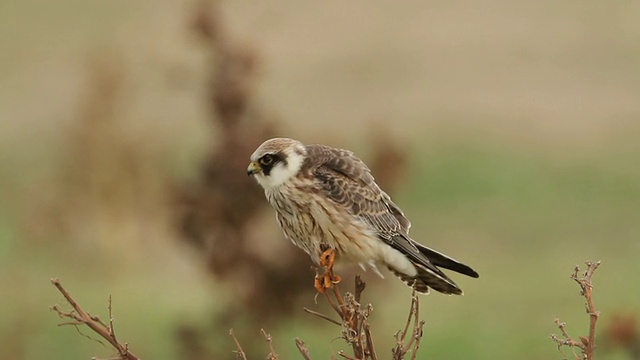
[
  {"x1": 582, "y1": 261, "x2": 601, "y2": 360},
  {"x1": 229, "y1": 329, "x2": 248, "y2": 360},
  {"x1": 295, "y1": 338, "x2": 312, "y2": 360},
  {"x1": 363, "y1": 321, "x2": 378, "y2": 360},
  {"x1": 261, "y1": 329, "x2": 279, "y2": 360},
  {"x1": 303, "y1": 307, "x2": 342, "y2": 326},
  {"x1": 551, "y1": 261, "x2": 601, "y2": 360},
  {"x1": 50, "y1": 278, "x2": 139, "y2": 360}
]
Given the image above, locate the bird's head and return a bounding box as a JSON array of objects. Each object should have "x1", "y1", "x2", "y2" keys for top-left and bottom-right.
[{"x1": 248, "y1": 138, "x2": 307, "y2": 189}]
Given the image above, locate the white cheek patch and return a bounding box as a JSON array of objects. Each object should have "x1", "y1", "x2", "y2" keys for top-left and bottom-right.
[
  {"x1": 256, "y1": 151, "x2": 305, "y2": 189},
  {"x1": 259, "y1": 164, "x2": 296, "y2": 188}
]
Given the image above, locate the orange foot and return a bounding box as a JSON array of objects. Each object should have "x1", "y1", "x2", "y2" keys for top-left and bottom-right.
[{"x1": 314, "y1": 248, "x2": 342, "y2": 293}]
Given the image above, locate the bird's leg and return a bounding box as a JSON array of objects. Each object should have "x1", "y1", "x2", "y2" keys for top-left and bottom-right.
[{"x1": 314, "y1": 247, "x2": 342, "y2": 293}]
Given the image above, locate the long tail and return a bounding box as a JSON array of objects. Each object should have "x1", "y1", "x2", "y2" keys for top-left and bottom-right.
[
  {"x1": 414, "y1": 242, "x2": 479, "y2": 278},
  {"x1": 389, "y1": 263, "x2": 465, "y2": 294},
  {"x1": 388, "y1": 241, "x2": 479, "y2": 295}
]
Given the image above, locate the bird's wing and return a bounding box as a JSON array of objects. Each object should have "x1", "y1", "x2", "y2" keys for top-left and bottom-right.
[
  {"x1": 305, "y1": 144, "x2": 450, "y2": 278},
  {"x1": 305, "y1": 144, "x2": 410, "y2": 233}
]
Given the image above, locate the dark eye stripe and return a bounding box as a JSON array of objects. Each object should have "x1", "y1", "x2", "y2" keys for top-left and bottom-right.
[
  {"x1": 260, "y1": 154, "x2": 274, "y2": 165},
  {"x1": 260, "y1": 152, "x2": 286, "y2": 176}
]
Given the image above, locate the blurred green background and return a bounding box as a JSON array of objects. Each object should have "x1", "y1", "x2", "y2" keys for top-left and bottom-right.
[{"x1": 1, "y1": 0, "x2": 639, "y2": 359}]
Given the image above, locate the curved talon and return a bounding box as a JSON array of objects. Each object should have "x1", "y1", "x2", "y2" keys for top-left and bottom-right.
[
  {"x1": 320, "y1": 248, "x2": 336, "y2": 268},
  {"x1": 314, "y1": 276, "x2": 326, "y2": 293},
  {"x1": 315, "y1": 248, "x2": 341, "y2": 293}
]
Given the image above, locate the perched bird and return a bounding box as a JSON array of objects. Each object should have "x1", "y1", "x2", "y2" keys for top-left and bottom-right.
[{"x1": 247, "y1": 138, "x2": 479, "y2": 295}]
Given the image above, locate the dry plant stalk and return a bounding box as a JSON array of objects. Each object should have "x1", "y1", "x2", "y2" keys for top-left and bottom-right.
[
  {"x1": 551, "y1": 261, "x2": 601, "y2": 360},
  {"x1": 306, "y1": 275, "x2": 378, "y2": 359},
  {"x1": 261, "y1": 328, "x2": 279, "y2": 360},
  {"x1": 391, "y1": 288, "x2": 425, "y2": 360},
  {"x1": 229, "y1": 329, "x2": 248, "y2": 360},
  {"x1": 230, "y1": 274, "x2": 426, "y2": 359},
  {"x1": 49, "y1": 278, "x2": 139, "y2": 360},
  {"x1": 295, "y1": 338, "x2": 312, "y2": 360},
  {"x1": 303, "y1": 274, "x2": 425, "y2": 360},
  {"x1": 230, "y1": 328, "x2": 284, "y2": 360}
]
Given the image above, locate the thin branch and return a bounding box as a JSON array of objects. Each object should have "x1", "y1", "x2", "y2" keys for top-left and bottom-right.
[
  {"x1": 403, "y1": 290, "x2": 422, "y2": 353},
  {"x1": 363, "y1": 321, "x2": 378, "y2": 360},
  {"x1": 334, "y1": 285, "x2": 351, "y2": 321},
  {"x1": 303, "y1": 307, "x2": 342, "y2": 326},
  {"x1": 392, "y1": 288, "x2": 425, "y2": 360},
  {"x1": 261, "y1": 328, "x2": 279, "y2": 360},
  {"x1": 409, "y1": 321, "x2": 425, "y2": 360},
  {"x1": 399, "y1": 291, "x2": 417, "y2": 344},
  {"x1": 50, "y1": 278, "x2": 139, "y2": 360},
  {"x1": 107, "y1": 296, "x2": 118, "y2": 342},
  {"x1": 551, "y1": 261, "x2": 601, "y2": 360},
  {"x1": 305, "y1": 275, "x2": 374, "y2": 358},
  {"x1": 337, "y1": 350, "x2": 356, "y2": 359},
  {"x1": 324, "y1": 290, "x2": 345, "y2": 319},
  {"x1": 295, "y1": 338, "x2": 312, "y2": 360},
  {"x1": 304, "y1": 272, "x2": 424, "y2": 360},
  {"x1": 575, "y1": 261, "x2": 601, "y2": 360},
  {"x1": 229, "y1": 329, "x2": 248, "y2": 360}
]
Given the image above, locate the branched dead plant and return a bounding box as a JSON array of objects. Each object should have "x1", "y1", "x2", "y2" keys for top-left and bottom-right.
[
  {"x1": 391, "y1": 288, "x2": 425, "y2": 360},
  {"x1": 232, "y1": 274, "x2": 426, "y2": 359},
  {"x1": 49, "y1": 278, "x2": 139, "y2": 360},
  {"x1": 551, "y1": 260, "x2": 602, "y2": 360},
  {"x1": 304, "y1": 275, "x2": 378, "y2": 359}
]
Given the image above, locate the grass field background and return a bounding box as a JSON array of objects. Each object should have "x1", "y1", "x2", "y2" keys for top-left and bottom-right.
[{"x1": 1, "y1": 1, "x2": 639, "y2": 359}]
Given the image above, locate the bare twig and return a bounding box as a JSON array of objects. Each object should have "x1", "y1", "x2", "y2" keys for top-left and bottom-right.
[
  {"x1": 409, "y1": 320, "x2": 426, "y2": 360},
  {"x1": 50, "y1": 278, "x2": 139, "y2": 360},
  {"x1": 107, "y1": 296, "x2": 118, "y2": 342},
  {"x1": 324, "y1": 289, "x2": 345, "y2": 319},
  {"x1": 303, "y1": 307, "x2": 342, "y2": 326},
  {"x1": 295, "y1": 338, "x2": 312, "y2": 360},
  {"x1": 574, "y1": 261, "x2": 601, "y2": 359},
  {"x1": 228, "y1": 272, "x2": 427, "y2": 359},
  {"x1": 305, "y1": 275, "x2": 372, "y2": 358},
  {"x1": 551, "y1": 261, "x2": 602, "y2": 360},
  {"x1": 363, "y1": 321, "x2": 378, "y2": 360},
  {"x1": 305, "y1": 272, "x2": 434, "y2": 360},
  {"x1": 229, "y1": 329, "x2": 248, "y2": 360},
  {"x1": 261, "y1": 329, "x2": 279, "y2": 360},
  {"x1": 403, "y1": 291, "x2": 421, "y2": 353},
  {"x1": 551, "y1": 320, "x2": 583, "y2": 360},
  {"x1": 337, "y1": 350, "x2": 357, "y2": 359},
  {"x1": 392, "y1": 288, "x2": 425, "y2": 360},
  {"x1": 398, "y1": 291, "x2": 417, "y2": 344}
]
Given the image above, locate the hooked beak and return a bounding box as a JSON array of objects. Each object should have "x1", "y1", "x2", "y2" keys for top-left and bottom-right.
[{"x1": 247, "y1": 161, "x2": 262, "y2": 176}]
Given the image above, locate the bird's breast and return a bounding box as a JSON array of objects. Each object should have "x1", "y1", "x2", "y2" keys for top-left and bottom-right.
[{"x1": 265, "y1": 185, "x2": 381, "y2": 265}]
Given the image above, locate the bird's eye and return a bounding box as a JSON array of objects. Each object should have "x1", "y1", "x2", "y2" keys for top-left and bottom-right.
[{"x1": 260, "y1": 155, "x2": 274, "y2": 166}]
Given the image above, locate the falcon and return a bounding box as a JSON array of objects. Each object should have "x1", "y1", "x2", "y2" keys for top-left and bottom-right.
[{"x1": 247, "y1": 137, "x2": 479, "y2": 294}]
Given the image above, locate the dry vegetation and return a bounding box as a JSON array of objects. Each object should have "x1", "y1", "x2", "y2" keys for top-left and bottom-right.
[
  {"x1": 51, "y1": 260, "x2": 624, "y2": 359},
  {"x1": 50, "y1": 279, "x2": 140, "y2": 360},
  {"x1": 551, "y1": 261, "x2": 601, "y2": 360},
  {"x1": 49, "y1": 272, "x2": 426, "y2": 359},
  {"x1": 230, "y1": 275, "x2": 425, "y2": 360}
]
